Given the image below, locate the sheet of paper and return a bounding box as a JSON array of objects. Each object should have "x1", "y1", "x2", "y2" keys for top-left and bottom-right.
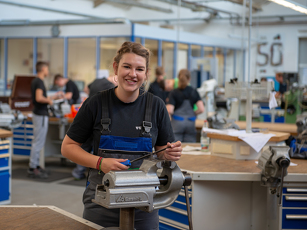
[
  {"x1": 182, "y1": 145, "x2": 211, "y2": 155},
  {"x1": 202, "y1": 128, "x2": 276, "y2": 153}
]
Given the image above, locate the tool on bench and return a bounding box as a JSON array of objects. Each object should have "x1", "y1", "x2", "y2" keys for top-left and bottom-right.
[{"x1": 121, "y1": 146, "x2": 170, "y2": 167}]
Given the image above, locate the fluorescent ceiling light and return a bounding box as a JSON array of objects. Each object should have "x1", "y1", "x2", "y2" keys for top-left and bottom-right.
[{"x1": 269, "y1": 0, "x2": 307, "y2": 14}]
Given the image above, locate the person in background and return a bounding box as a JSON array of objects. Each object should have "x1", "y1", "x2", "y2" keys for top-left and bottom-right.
[
  {"x1": 28, "y1": 61, "x2": 62, "y2": 178},
  {"x1": 54, "y1": 74, "x2": 81, "y2": 105},
  {"x1": 275, "y1": 72, "x2": 287, "y2": 98},
  {"x1": 148, "y1": 66, "x2": 167, "y2": 103},
  {"x1": 61, "y1": 41, "x2": 182, "y2": 228},
  {"x1": 166, "y1": 69, "x2": 205, "y2": 143},
  {"x1": 86, "y1": 75, "x2": 117, "y2": 98},
  {"x1": 72, "y1": 75, "x2": 117, "y2": 180}
]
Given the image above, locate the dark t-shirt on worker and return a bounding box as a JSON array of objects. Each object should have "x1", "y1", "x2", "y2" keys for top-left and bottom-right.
[
  {"x1": 148, "y1": 80, "x2": 166, "y2": 103},
  {"x1": 31, "y1": 77, "x2": 48, "y2": 116},
  {"x1": 66, "y1": 80, "x2": 80, "y2": 105},
  {"x1": 88, "y1": 78, "x2": 115, "y2": 97},
  {"x1": 66, "y1": 87, "x2": 175, "y2": 156},
  {"x1": 167, "y1": 86, "x2": 201, "y2": 110}
]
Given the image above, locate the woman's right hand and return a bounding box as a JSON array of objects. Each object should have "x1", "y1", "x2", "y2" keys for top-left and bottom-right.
[{"x1": 100, "y1": 158, "x2": 129, "y2": 173}]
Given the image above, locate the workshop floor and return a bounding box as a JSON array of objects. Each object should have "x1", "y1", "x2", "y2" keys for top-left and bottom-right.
[{"x1": 9, "y1": 156, "x2": 86, "y2": 217}]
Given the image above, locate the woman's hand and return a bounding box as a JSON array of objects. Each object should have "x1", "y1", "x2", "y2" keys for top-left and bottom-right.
[
  {"x1": 164, "y1": 141, "x2": 182, "y2": 161},
  {"x1": 100, "y1": 158, "x2": 129, "y2": 173}
]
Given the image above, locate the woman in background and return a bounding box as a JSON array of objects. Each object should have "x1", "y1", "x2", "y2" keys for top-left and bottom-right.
[{"x1": 166, "y1": 69, "x2": 204, "y2": 142}]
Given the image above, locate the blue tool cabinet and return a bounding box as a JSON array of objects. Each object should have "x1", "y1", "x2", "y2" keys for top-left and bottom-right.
[
  {"x1": 159, "y1": 187, "x2": 191, "y2": 230},
  {"x1": 281, "y1": 185, "x2": 307, "y2": 230},
  {"x1": 0, "y1": 139, "x2": 11, "y2": 204},
  {"x1": 12, "y1": 120, "x2": 33, "y2": 156}
]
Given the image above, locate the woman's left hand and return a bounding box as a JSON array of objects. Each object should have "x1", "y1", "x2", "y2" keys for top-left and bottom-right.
[{"x1": 164, "y1": 141, "x2": 182, "y2": 161}]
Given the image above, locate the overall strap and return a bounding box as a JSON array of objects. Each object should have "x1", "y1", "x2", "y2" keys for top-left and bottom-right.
[
  {"x1": 141, "y1": 92, "x2": 153, "y2": 137},
  {"x1": 101, "y1": 90, "x2": 111, "y2": 134}
]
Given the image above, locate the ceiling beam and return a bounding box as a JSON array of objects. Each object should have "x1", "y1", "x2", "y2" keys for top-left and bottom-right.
[
  {"x1": 0, "y1": 0, "x2": 106, "y2": 19},
  {"x1": 94, "y1": 0, "x2": 173, "y2": 13}
]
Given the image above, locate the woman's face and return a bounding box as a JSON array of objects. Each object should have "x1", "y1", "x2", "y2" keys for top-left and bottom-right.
[{"x1": 113, "y1": 53, "x2": 147, "y2": 94}]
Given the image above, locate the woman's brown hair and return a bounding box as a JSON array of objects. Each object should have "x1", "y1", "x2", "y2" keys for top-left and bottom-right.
[
  {"x1": 113, "y1": 41, "x2": 151, "y2": 74},
  {"x1": 178, "y1": 69, "x2": 191, "y2": 89}
]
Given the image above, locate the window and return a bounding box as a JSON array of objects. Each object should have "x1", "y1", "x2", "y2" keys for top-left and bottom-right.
[
  {"x1": 162, "y1": 41, "x2": 174, "y2": 79},
  {"x1": 144, "y1": 39, "x2": 158, "y2": 82},
  {"x1": 7, "y1": 39, "x2": 33, "y2": 89},
  {"x1": 37, "y1": 38, "x2": 64, "y2": 90},
  {"x1": 191, "y1": 45, "x2": 201, "y2": 57},
  {"x1": 177, "y1": 43, "x2": 188, "y2": 74},
  {"x1": 100, "y1": 37, "x2": 130, "y2": 77},
  {"x1": 68, "y1": 38, "x2": 96, "y2": 88}
]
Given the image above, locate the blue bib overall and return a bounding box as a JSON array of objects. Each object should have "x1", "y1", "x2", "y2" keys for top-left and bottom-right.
[{"x1": 82, "y1": 91, "x2": 159, "y2": 229}]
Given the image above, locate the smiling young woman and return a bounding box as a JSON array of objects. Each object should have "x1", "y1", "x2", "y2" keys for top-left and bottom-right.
[{"x1": 61, "y1": 41, "x2": 182, "y2": 229}]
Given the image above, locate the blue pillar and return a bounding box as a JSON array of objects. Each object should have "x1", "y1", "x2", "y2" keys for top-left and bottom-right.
[
  {"x1": 32, "y1": 38, "x2": 37, "y2": 75},
  {"x1": 223, "y1": 48, "x2": 227, "y2": 86},
  {"x1": 96, "y1": 37, "x2": 100, "y2": 79},
  {"x1": 64, "y1": 37, "x2": 68, "y2": 78},
  {"x1": 4, "y1": 38, "x2": 8, "y2": 94},
  {"x1": 200, "y1": 45, "x2": 204, "y2": 58},
  {"x1": 130, "y1": 23, "x2": 135, "y2": 42},
  {"x1": 188, "y1": 44, "x2": 191, "y2": 71},
  {"x1": 158, "y1": 40, "x2": 162, "y2": 67},
  {"x1": 233, "y1": 50, "x2": 237, "y2": 79},
  {"x1": 173, "y1": 42, "x2": 177, "y2": 79},
  {"x1": 212, "y1": 47, "x2": 216, "y2": 81},
  {"x1": 243, "y1": 50, "x2": 246, "y2": 82}
]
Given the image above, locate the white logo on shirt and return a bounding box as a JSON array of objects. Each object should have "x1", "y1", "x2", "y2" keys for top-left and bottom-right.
[{"x1": 136, "y1": 126, "x2": 142, "y2": 130}]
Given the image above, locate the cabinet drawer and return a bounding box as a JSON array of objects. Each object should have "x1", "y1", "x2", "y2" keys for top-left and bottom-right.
[
  {"x1": 159, "y1": 207, "x2": 189, "y2": 226},
  {"x1": 0, "y1": 170, "x2": 10, "y2": 202},
  {"x1": 284, "y1": 188, "x2": 307, "y2": 194},
  {"x1": 0, "y1": 157, "x2": 9, "y2": 168},
  {"x1": 283, "y1": 195, "x2": 307, "y2": 208},
  {"x1": 282, "y1": 209, "x2": 307, "y2": 229}
]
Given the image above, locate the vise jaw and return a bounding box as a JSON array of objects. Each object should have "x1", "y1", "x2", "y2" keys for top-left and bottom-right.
[{"x1": 92, "y1": 159, "x2": 186, "y2": 212}]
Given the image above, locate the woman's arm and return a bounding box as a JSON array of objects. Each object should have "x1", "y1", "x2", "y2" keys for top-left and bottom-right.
[
  {"x1": 155, "y1": 141, "x2": 182, "y2": 161},
  {"x1": 194, "y1": 100, "x2": 205, "y2": 115},
  {"x1": 166, "y1": 104, "x2": 174, "y2": 116},
  {"x1": 61, "y1": 135, "x2": 128, "y2": 173}
]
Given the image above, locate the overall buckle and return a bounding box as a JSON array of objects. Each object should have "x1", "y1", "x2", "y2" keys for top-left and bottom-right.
[
  {"x1": 142, "y1": 121, "x2": 152, "y2": 137},
  {"x1": 101, "y1": 118, "x2": 111, "y2": 133}
]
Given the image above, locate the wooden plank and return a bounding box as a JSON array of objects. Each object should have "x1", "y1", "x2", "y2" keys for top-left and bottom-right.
[
  {"x1": 0, "y1": 129, "x2": 13, "y2": 138},
  {"x1": 0, "y1": 207, "x2": 100, "y2": 230},
  {"x1": 206, "y1": 131, "x2": 290, "y2": 142},
  {"x1": 235, "y1": 121, "x2": 297, "y2": 136},
  {"x1": 177, "y1": 153, "x2": 307, "y2": 174}
]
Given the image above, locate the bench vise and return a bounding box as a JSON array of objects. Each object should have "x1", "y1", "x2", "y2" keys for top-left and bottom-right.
[{"x1": 93, "y1": 159, "x2": 191, "y2": 213}]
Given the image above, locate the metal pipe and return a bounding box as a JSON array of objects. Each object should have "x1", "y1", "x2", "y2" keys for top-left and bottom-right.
[
  {"x1": 0, "y1": 0, "x2": 106, "y2": 19},
  {"x1": 98, "y1": 0, "x2": 173, "y2": 13},
  {"x1": 119, "y1": 208, "x2": 135, "y2": 230},
  {"x1": 0, "y1": 18, "x2": 130, "y2": 26}
]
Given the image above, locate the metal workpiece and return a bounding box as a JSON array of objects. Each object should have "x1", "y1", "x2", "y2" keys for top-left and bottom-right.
[{"x1": 92, "y1": 159, "x2": 187, "y2": 213}]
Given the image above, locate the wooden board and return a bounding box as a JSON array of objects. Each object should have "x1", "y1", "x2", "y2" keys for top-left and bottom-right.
[
  {"x1": 206, "y1": 131, "x2": 290, "y2": 142},
  {"x1": 235, "y1": 121, "x2": 297, "y2": 136},
  {"x1": 0, "y1": 129, "x2": 13, "y2": 138},
  {"x1": 0, "y1": 206, "x2": 101, "y2": 230},
  {"x1": 177, "y1": 153, "x2": 307, "y2": 174}
]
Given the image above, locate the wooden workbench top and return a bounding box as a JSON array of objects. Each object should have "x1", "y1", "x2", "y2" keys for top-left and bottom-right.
[
  {"x1": 0, "y1": 206, "x2": 101, "y2": 230},
  {"x1": 0, "y1": 128, "x2": 13, "y2": 138},
  {"x1": 177, "y1": 154, "x2": 307, "y2": 174},
  {"x1": 206, "y1": 131, "x2": 290, "y2": 142}
]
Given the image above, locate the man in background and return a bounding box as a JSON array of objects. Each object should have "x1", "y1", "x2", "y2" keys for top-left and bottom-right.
[
  {"x1": 54, "y1": 74, "x2": 80, "y2": 105},
  {"x1": 148, "y1": 66, "x2": 167, "y2": 103},
  {"x1": 29, "y1": 61, "x2": 61, "y2": 178}
]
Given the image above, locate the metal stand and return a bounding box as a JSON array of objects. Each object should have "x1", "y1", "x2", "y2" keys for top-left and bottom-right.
[{"x1": 120, "y1": 208, "x2": 135, "y2": 230}]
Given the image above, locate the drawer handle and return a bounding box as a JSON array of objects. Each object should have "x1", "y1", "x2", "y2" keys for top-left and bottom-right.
[
  {"x1": 285, "y1": 196, "x2": 307, "y2": 201},
  {"x1": 287, "y1": 188, "x2": 307, "y2": 193},
  {"x1": 286, "y1": 215, "x2": 307, "y2": 220}
]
